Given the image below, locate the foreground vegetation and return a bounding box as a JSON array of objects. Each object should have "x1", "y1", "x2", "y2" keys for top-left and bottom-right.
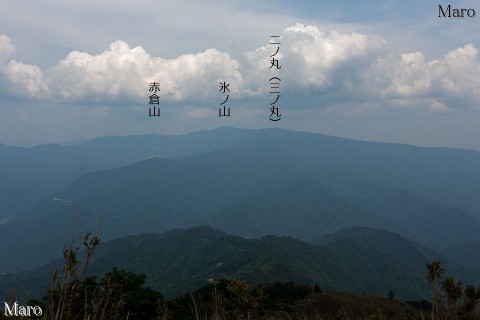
[
  {"x1": 3, "y1": 276, "x2": 422, "y2": 320},
  {"x1": 2, "y1": 232, "x2": 480, "y2": 319}
]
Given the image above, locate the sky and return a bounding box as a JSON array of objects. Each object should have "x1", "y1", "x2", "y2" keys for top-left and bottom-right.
[{"x1": 0, "y1": 0, "x2": 479, "y2": 149}]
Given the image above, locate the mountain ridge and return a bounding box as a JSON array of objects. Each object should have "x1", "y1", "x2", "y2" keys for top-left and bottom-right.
[{"x1": 1, "y1": 226, "x2": 478, "y2": 302}]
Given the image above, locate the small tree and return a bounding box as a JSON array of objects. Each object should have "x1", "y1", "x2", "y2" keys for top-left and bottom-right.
[
  {"x1": 441, "y1": 277, "x2": 462, "y2": 319},
  {"x1": 387, "y1": 290, "x2": 395, "y2": 300},
  {"x1": 44, "y1": 267, "x2": 165, "y2": 320},
  {"x1": 226, "y1": 280, "x2": 264, "y2": 320},
  {"x1": 46, "y1": 230, "x2": 100, "y2": 320},
  {"x1": 426, "y1": 260, "x2": 445, "y2": 319},
  {"x1": 462, "y1": 284, "x2": 480, "y2": 319},
  {"x1": 101, "y1": 268, "x2": 164, "y2": 320}
]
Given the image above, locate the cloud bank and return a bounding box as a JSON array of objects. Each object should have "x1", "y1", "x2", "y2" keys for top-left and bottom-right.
[{"x1": 1, "y1": 23, "x2": 479, "y2": 113}]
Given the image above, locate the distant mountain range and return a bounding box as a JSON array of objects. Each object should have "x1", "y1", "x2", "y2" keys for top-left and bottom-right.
[
  {"x1": 206, "y1": 178, "x2": 396, "y2": 240},
  {"x1": 1, "y1": 226, "x2": 478, "y2": 302},
  {"x1": 0, "y1": 127, "x2": 258, "y2": 220},
  {"x1": 1, "y1": 126, "x2": 479, "y2": 297}
]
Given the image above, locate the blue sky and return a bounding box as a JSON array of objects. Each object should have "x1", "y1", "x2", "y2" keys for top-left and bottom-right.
[{"x1": 0, "y1": 0, "x2": 479, "y2": 148}]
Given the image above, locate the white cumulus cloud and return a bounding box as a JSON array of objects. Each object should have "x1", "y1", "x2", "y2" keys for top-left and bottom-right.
[
  {"x1": 45, "y1": 40, "x2": 243, "y2": 104},
  {"x1": 242, "y1": 23, "x2": 387, "y2": 95},
  {"x1": 386, "y1": 52, "x2": 432, "y2": 97},
  {"x1": 431, "y1": 44, "x2": 480, "y2": 98},
  {"x1": 0, "y1": 35, "x2": 15, "y2": 63},
  {"x1": 5, "y1": 60, "x2": 50, "y2": 97},
  {"x1": 380, "y1": 44, "x2": 480, "y2": 110},
  {"x1": 0, "y1": 36, "x2": 50, "y2": 98},
  {"x1": 47, "y1": 41, "x2": 153, "y2": 101}
]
